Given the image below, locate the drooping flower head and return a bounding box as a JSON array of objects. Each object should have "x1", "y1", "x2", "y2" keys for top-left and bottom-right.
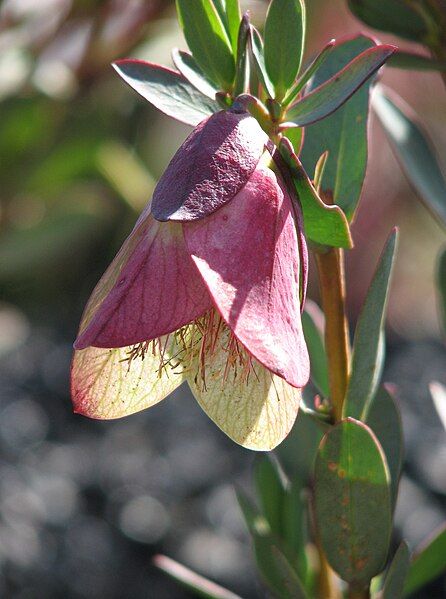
[{"x1": 71, "y1": 107, "x2": 310, "y2": 450}]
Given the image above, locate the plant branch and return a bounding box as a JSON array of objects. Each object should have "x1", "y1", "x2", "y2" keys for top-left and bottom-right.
[{"x1": 315, "y1": 247, "x2": 351, "y2": 422}]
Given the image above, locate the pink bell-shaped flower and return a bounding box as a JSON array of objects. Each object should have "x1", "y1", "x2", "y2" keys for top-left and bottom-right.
[{"x1": 71, "y1": 108, "x2": 309, "y2": 450}]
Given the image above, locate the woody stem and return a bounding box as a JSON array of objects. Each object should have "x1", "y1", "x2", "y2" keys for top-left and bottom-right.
[{"x1": 315, "y1": 247, "x2": 351, "y2": 422}]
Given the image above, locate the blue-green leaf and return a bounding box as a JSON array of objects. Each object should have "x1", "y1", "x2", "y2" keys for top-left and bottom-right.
[
  {"x1": 249, "y1": 26, "x2": 275, "y2": 98},
  {"x1": 153, "y1": 555, "x2": 242, "y2": 599},
  {"x1": 373, "y1": 88, "x2": 446, "y2": 228},
  {"x1": 301, "y1": 303, "x2": 329, "y2": 397},
  {"x1": 264, "y1": 0, "x2": 306, "y2": 100},
  {"x1": 404, "y1": 524, "x2": 446, "y2": 596},
  {"x1": 314, "y1": 419, "x2": 392, "y2": 585},
  {"x1": 343, "y1": 230, "x2": 398, "y2": 420},
  {"x1": 172, "y1": 49, "x2": 218, "y2": 99},
  {"x1": 113, "y1": 60, "x2": 219, "y2": 127},
  {"x1": 382, "y1": 542, "x2": 410, "y2": 599},
  {"x1": 285, "y1": 44, "x2": 395, "y2": 126},
  {"x1": 300, "y1": 36, "x2": 382, "y2": 220},
  {"x1": 347, "y1": 0, "x2": 430, "y2": 43},
  {"x1": 366, "y1": 385, "x2": 404, "y2": 510},
  {"x1": 388, "y1": 51, "x2": 446, "y2": 71},
  {"x1": 437, "y1": 248, "x2": 446, "y2": 333},
  {"x1": 176, "y1": 0, "x2": 235, "y2": 90},
  {"x1": 254, "y1": 456, "x2": 287, "y2": 538}
]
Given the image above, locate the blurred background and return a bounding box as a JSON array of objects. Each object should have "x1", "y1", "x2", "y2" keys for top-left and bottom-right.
[{"x1": 0, "y1": 0, "x2": 445, "y2": 597}]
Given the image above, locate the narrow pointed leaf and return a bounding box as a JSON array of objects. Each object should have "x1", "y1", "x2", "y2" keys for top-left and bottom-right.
[
  {"x1": 254, "y1": 456, "x2": 287, "y2": 537},
  {"x1": 301, "y1": 306, "x2": 329, "y2": 397},
  {"x1": 347, "y1": 0, "x2": 430, "y2": 43},
  {"x1": 153, "y1": 555, "x2": 242, "y2": 599},
  {"x1": 300, "y1": 36, "x2": 381, "y2": 219},
  {"x1": 314, "y1": 419, "x2": 392, "y2": 585},
  {"x1": 404, "y1": 524, "x2": 446, "y2": 596},
  {"x1": 172, "y1": 49, "x2": 218, "y2": 99},
  {"x1": 373, "y1": 89, "x2": 446, "y2": 228},
  {"x1": 437, "y1": 248, "x2": 446, "y2": 333},
  {"x1": 176, "y1": 0, "x2": 235, "y2": 90},
  {"x1": 382, "y1": 542, "x2": 410, "y2": 599},
  {"x1": 283, "y1": 39, "x2": 336, "y2": 107},
  {"x1": 226, "y1": 0, "x2": 242, "y2": 56},
  {"x1": 113, "y1": 60, "x2": 219, "y2": 127},
  {"x1": 249, "y1": 26, "x2": 275, "y2": 98},
  {"x1": 279, "y1": 138, "x2": 352, "y2": 248},
  {"x1": 233, "y1": 13, "x2": 250, "y2": 96},
  {"x1": 388, "y1": 51, "x2": 446, "y2": 71},
  {"x1": 366, "y1": 385, "x2": 404, "y2": 510},
  {"x1": 283, "y1": 476, "x2": 308, "y2": 582},
  {"x1": 285, "y1": 44, "x2": 395, "y2": 126},
  {"x1": 237, "y1": 493, "x2": 307, "y2": 599},
  {"x1": 270, "y1": 547, "x2": 309, "y2": 599},
  {"x1": 343, "y1": 230, "x2": 398, "y2": 420},
  {"x1": 264, "y1": 0, "x2": 305, "y2": 100}
]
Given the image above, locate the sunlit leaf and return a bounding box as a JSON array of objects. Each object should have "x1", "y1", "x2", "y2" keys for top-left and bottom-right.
[
  {"x1": 172, "y1": 49, "x2": 218, "y2": 99},
  {"x1": 113, "y1": 60, "x2": 219, "y2": 127},
  {"x1": 264, "y1": 0, "x2": 305, "y2": 100},
  {"x1": 249, "y1": 26, "x2": 275, "y2": 98},
  {"x1": 176, "y1": 0, "x2": 235, "y2": 90},
  {"x1": 285, "y1": 44, "x2": 395, "y2": 127}
]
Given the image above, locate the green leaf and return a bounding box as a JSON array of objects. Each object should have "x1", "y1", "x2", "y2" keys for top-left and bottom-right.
[
  {"x1": 249, "y1": 26, "x2": 275, "y2": 98},
  {"x1": 347, "y1": 0, "x2": 430, "y2": 43},
  {"x1": 226, "y1": 0, "x2": 241, "y2": 56},
  {"x1": 366, "y1": 385, "x2": 404, "y2": 510},
  {"x1": 176, "y1": 0, "x2": 235, "y2": 90},
  {"x1": 172, "y1": 49, "x2": 218, "y2": 99},
  {"x1": 343, "y1": 230, "x2": 398, "y2": 420},
  {"x1": 254, "y1": 456, "x2": 287, "y2": 537},
  {"x1": 314, "y1": 419, "x2": 392, "y2": 585},
  {"x1": 300, "y1": 36, "x2": 380, "y2": 220},
  {"x1": 264, "y1": 0, "x2": 305, "y2": 100},
  {"x1": 233, "y1": 13, "x2": 250, "y2": 96},
  {"x1": 437, "y1": 248, "x2": 446, "y2": 333},
  {"x1": 283, "y1": 476, "x2": 309, "y2": 583},
  {"x1": 301, "y1": 304, "x2": 329, "y2": 397},
  {"x1": 283, "y1": 39, "x2": 335, "y2": 108},
  {"x1": 404, "y1": 524, "x2": 446, "y2": 596},
  {"x1": 285, "y1": 44, "x2": 395, "y2": 127},
  {"x1": 373, "y1": 89, "x2": 446, "y2": 228},
  {"x1": 388, "y1": 51, "x2": 446, "y2": 71},
  {"x1": 382, "y1": 542, "x2": 410, "y2": 599},
  {"x1": 112, "y1": 60, "x2": 219, "y2": 127},
  {"x1": 279, "y1": 138, "x2": 353, "y2": 248},
  {"x1": 153, "y1": 555, "x2": 242, "y2": 599},
  {"x1": 270, "y1": 547, "x2": 309, "y2": 599}
]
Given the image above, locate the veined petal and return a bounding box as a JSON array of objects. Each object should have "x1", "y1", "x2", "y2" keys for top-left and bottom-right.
[
  {"x1": 183, "y1": 319, "x2": 301, "y2": 450},
  {"x1": 71, "y1": 337, "x2": 184, "y2": 419},
  {"x1": 151, "y1": 109, "x2": 268, "y2": 222},
  {"x1": 184, "y1": 163, "x2": 310, "y2": 389},
  {"x1": 75, "y1": 212, "x2": 211, "y2": 349}
]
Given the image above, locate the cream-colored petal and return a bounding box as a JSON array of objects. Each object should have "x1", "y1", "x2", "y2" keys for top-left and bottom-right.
[
  {"x1": 183, "y1": 320, "x2": 301, "y2": 450},
  {"x1": 71, "y1": 338, "x2": 184, "y2": 419}
]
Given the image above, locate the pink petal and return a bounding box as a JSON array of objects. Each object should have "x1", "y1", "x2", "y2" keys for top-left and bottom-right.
[
  {"x1": 75, "y1": 212, "x2": 211, "y2": 349},
  {"x1": 184, "y1": 163, "x2": 310, "y2": 388},
  {"x1": 151, "y1": 109, "x2": 268, "y2": 222}
]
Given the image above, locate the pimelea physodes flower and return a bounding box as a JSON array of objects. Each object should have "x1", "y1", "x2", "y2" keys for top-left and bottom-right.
[{"x1": 71, "y1": 107, "x2": 309, "y2": 450}]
